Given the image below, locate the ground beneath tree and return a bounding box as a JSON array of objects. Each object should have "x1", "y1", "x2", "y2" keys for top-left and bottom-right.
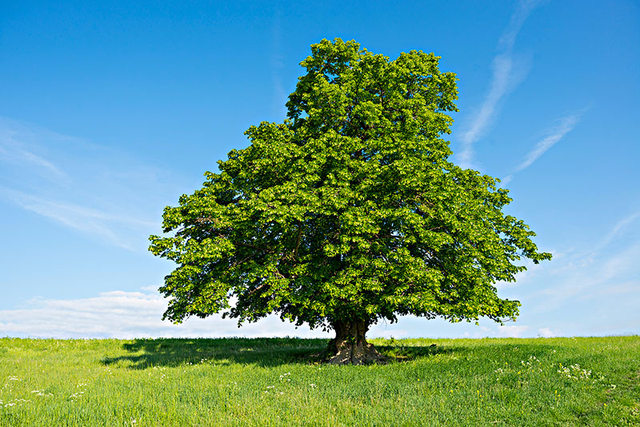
[{"x1": 322, "y1": 321, "x2": 388, "y2": 365}]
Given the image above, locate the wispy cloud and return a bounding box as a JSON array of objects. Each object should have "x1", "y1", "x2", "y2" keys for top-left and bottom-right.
[
  {"x1": 458, "y1": 55, "x2": 529, "y2": 168},
  {"x1": 1, "y1": 188, "x2": 155, "y2": 250},
  {"x1": 0, "y1": 145, "x2": 67, "y2": 180},
  {"x1": 482, "y1": 208, "x2": 640, "y2": 337},
  {"x1": 458, "y1": 0, "x2": 543, "y2": 169},
  {"x1": 502, "y1": 110, "x2": 585, "y2": 184},
  {"x1": 498, "y1": 0, "x2": 546, "y2": 51},
  {"x1": 0, "y1": 119, "x2": 68, "y2": 181},
  {"x1": 0, "y1": 118, "x2": 181, "y2": 251},
  {"x1": 515, "y1": 114, "x2": 581, "y2": 171},
  {"x1": 598, "y1": 210, "x2": 640, "y2": 250},
  {"x1": 532, "y1": 243, "x2": 640, "y2": 317},
  {"x1": 525, "y1": 211, "x2": 640, "y2": 329}
]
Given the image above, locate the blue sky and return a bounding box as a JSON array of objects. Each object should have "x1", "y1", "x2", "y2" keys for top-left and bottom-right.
[{"x1": 1, "y1": 0, "x2": 638, "y2": 339}]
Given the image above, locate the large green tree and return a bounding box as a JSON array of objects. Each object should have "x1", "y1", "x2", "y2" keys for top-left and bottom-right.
[{"x1": 149, "y1": 39, "x2": 551, "y2": 364}]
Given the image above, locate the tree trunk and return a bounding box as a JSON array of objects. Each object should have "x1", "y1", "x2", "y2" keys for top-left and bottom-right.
[{"x1": 325, "y1": 320, "x2": 387, "y2": 365}]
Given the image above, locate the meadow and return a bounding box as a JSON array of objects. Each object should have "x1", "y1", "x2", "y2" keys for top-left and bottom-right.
[{"x1": 0, "y1": 336, "x2": 638, "y2": 426}]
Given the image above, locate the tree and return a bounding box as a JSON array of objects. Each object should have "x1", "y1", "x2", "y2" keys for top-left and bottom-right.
[{"x1": 149, "y1": 38, "x2": 551, "y2": 364}]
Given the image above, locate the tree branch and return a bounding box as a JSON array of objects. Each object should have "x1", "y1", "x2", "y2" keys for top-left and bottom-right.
[
  {"x1": 294, "y1": 223, "x2": 303, "y2": 258},
  {"x1": 235, "y1": 242, "x2": 273, "y2": 253}
]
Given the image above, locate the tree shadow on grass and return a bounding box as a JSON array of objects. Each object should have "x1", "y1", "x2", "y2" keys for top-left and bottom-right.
[
  {"x1": 99, "y1": 337, "x2": 456, "y2": 369},
  {"x1": 376, "y1": 342, "x2": 455, "y2": 362},
  {"x1": 100, "y1": 337, "x2": 327, "y2": 369}
]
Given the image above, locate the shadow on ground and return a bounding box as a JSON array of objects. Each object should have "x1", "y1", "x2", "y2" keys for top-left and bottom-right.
[
  {"x1": 99, "y1": 337, "x2": 453, "y2": 369},
  {"x1": 100, "y1": 338, "x2": 324, "y2": 369}
]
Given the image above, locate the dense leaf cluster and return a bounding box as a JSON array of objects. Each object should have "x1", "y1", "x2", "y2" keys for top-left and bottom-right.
[{"x1": 149, "y1": 39, "x2": 551, "y2": 331}]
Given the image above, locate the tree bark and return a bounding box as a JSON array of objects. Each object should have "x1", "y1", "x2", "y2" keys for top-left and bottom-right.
[{"x1": 325, "y1": 320, "x2": 387, "y2": 365}]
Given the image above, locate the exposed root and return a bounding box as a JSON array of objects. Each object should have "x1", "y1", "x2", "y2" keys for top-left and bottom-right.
[
  {"x1": 322, "y1": 320, "x2": 388, "y2": 365},
  {"x1": 324, "y1": 341, "x2": 388, "y2": 365}
]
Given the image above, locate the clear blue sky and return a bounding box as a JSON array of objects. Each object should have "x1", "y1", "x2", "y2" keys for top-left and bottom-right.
[{"x1": 1, "y1": 0, "x2": 638, "y2": 339}]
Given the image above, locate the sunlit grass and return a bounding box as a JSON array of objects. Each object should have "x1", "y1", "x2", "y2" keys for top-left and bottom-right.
[{"x1": 1, "y1": 336, "x2": 638, "y2": 426}]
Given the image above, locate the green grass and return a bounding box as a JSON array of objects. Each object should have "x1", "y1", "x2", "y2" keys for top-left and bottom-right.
[{"x1": 0, "y1": 336, "x2": 638, "y2": 426}]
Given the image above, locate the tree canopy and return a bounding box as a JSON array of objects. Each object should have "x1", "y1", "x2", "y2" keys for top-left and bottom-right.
[{"x1": 149, "y1": 38, "x2": 551, "y2": 364}]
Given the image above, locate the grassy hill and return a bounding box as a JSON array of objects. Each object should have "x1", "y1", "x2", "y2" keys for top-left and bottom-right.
[{"x1": 0, "y1": 336, "x2": 638, "y2": 426}]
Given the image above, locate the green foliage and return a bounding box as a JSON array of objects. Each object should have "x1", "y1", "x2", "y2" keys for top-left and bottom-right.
[
  {"x1": 1, "y1": 337, "x2": 639, "y2": 426},
  {"x1": 149, "y1": 38, "x2": 551, "y2": 331}
]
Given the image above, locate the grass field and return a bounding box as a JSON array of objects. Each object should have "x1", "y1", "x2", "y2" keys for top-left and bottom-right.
[{"x1": 0, "y1": 336, "x2": 638, "y2": 426}]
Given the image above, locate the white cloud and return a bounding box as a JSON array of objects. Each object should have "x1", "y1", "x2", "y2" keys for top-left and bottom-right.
[
  {"x1": 535, "y1": 244, "x2": 640, "y2": 310},
  {"x1": 0, "y1": 288, "x2": 550, "y2": 340},
  {"x1": 511, "y1": 112, "x2": 583, "y2": 175},
  {"x1": 459, "y1": 55, "x2": 532, "y2": 169},
  {"x1": 526, "y1": 210, "x2": 640, "y2": 323},
  {"x1": 0, "y1": 118, "x2": 182, "y2": 251},
  {"x1": 595, "y1": 280, "x2": 640, "y2": 297},
  {"x1": 2, "y1": 285, "x2": 634, "y2": 340},
  {"x1": 537, "y1": 327, "x2": 556, "y2": 338},
  {"x1": 1, "y1": 187, "x2": 155, "y2": 251},
  {"x1": 0, "y1": 144, "x2": 67, "y2": 180},
  {"x1": 458, "y1": 55, "x2": 516, "y2": 167},
  {"x1": 457, "y1": 0, "x2": 542, "y2": 169},
  {"x1": 0, "y1": 289, "x2": 332, "y2": 339},
  {"x1": 498, "y1": 0, "x2": 547, "y2": 51},
  {"x1": 0, "y1": 119, "x2": 68, "y2": 181},
  {"x1": 497, "y1": 325, "x2": 529, "y2": 338},
  {"x1": 598, "y1": 210, "x2": 640, "y2": 250}
]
